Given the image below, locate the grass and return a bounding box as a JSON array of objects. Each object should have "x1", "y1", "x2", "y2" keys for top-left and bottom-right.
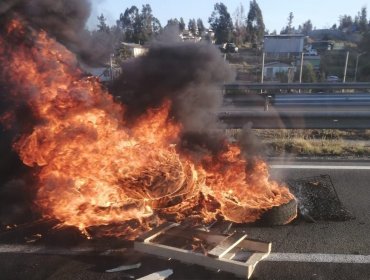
[
  {"x1": 266, "y1": 138, "x2": 370, "y2": 156},
  {"x1": 226, "y1": 129, "x2": 370, "y2": 157}
]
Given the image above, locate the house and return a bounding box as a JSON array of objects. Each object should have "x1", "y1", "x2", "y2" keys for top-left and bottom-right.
[
  {"x1": 310, "y1": 41, "x2": 334, "y2": 52},
  {"x1": 263, "y1": 62, "x2": 296, "y2": 80},
  {"x1": 121, "y1": 42, "x2": 148, "y2": 58},
  {"x1": 180, "y1": 29, "x2": 201, "y2": 42}
]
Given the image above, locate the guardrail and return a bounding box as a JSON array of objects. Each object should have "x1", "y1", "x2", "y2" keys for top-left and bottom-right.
[
  {"x1": 224, "y1": 82, "x2": 370, "y2": 92},
  {"x1": 219, "y1": 89, "x2": 370, "y2": 128}
]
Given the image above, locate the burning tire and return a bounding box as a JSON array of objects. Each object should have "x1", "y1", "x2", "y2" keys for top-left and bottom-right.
[
  {"x1": 221, "y1": 198, "x2": 297, "y2": 226},
  {"x1": 257, "y1": 198, "x2": 298, "y2": 226}
]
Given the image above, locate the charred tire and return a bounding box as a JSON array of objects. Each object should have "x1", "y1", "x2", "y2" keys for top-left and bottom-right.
[{"x1": 257, "y1": 198, "x2": 298, "y2": 226}]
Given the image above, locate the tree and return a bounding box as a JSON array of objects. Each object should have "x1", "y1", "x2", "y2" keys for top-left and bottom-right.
[
  {"x1": 117, "y1": 5, "x2": 161, "y2": 44},
  {"x1": 118, "y1": 6, "x2": 140, "y2": 42},
  {"x1": 295, "y1": 63, "x2": 317, "y2": 83},
  {"x1": 287, "y1": 12, "x2": 294, "y2": 32},
  {"x1": 179, "y1": 17, "x2": 186, "y2": 32},
  {"x1": 97, "y1": 14, "x2": 110, "y2": 33},
  {"x1": 188, "y1": 19, "x2": 197, "y2": 35},
  {"x1": 359, "y1": 63, "x2": 370, "y2": 81},
  {"x1": 359, "y1": 6, "x2": 368, "y2": 33},
  {"x1": 152, "y1": 18, "x2": 162, "y2": 35},
  {"x1": 137, "y1": 4, "x2": 162, "y2": 43},
  {"x1": 234, "y1": 3, "x2": 247, "y2": 45},
  {"x1": 281, "y1": 12, "x2": 294, "y2": 34},
  {"x1": 166, "y1": 18, "x2": 180, "y2": 26},
  {"x1": 301, "y1": 20, "x2": 313, "y2": 35},
  {"x1": 246, "y1": 0, "x2": 265, "y2": 43},
  {"x1": 339, "y1": 15, "x2": 353, "y2": 32},
  {"x1": 359, "y1": 30, "x2": 370, "y2": 52},
  {"x1": 209, "y1": 3, "x2": 234, "y2": 44},
  {"x1": 164, "y1": 18, "x2": 181, "y2": 34},
  {"x1": 197, "y1": 18, "x2": 206, "y2": 35}
]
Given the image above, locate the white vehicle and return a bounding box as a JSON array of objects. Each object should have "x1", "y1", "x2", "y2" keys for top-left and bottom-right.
[{"x1": 326, "y1": 75, "x2": 340, "y2": 82}]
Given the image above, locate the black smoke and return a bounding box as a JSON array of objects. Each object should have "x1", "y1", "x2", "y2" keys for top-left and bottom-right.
[
  {"x1": 0, "y1": 0, "x2": 114, "y2": 65},
  {"x1": 112, "y1": 41, "x2": 235, "y2": 155},
  {"x1": 0, "y1": 0, "x2": 90, "y2": 44}
]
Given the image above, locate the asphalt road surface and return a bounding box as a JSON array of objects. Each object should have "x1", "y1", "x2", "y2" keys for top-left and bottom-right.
[
  {"x1": 0, "y1": 160, "x2": 369, "y2": 280},
  {"x1": 219, "y1": 106, "x2": 370, "y2": 129},
  {"x1": 220, "y1": 93, "x2": 370, "y2": 128},
  {"x1": 224, "y1": 93, "x2": 370, "y2": 109}
]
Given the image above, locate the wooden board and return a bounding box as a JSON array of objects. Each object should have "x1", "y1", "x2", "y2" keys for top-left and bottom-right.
[
  {"x1": 136, "y1": 222, "x2": 178, "y2": 242},
  {"x1": 208, "y1": 232, "x2": 247, "y2": 258},
  {"x1": 134, "y1": 223, "x2": 271, "y2": 279}
]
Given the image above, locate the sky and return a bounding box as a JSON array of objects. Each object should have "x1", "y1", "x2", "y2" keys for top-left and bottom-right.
[{"x1": 87, "y1": 0, "x2": 368, "y2": 32}]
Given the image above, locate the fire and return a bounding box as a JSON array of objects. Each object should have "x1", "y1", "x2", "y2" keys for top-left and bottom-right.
[{"x1": 0, "y1": 19, "x2": 295, "y2": 239}]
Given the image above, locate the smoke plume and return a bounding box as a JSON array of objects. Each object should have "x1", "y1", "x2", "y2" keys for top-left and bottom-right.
[
  {"x1": 0, "y1": 0, "x2": 90, "y2": 44},
  {"x1": 0, "y1": 0, "x2": 114, "y2": 65},
  {"x1": 112, "y1": 41, "x2": 235, "y2": 154}
]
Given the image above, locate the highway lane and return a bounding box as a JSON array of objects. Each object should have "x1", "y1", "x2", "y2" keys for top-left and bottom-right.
[
  {"x1": 263, "y1": 161, "x2": 370, "y2": 255},
  {"x1": 0, "y1": 161, "x2": 369, "y2": 279},
  {"x1": 219, "y1": 111, "x2": 370, "y2": 129},
  {"x1": 223, "y1": 93, "x2": 370, "y2": 109},
  {"x1": 273, "y1": 93, "x2": 370, "y2": 107},
  {"x1": 224, "y1": 82, "x2": 370, "y2": 91},
  {"x1": 220, "y1": 93, "x2": 370, "y2": 128},
  {"x1": 221, "y1": 105, "x2": 370, "y2": 112},
  {"x1": 239, "y1": 161, "x2": 370, "y2": 279}
]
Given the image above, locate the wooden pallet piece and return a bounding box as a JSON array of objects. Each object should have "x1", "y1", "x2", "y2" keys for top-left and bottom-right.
[
  {"x1": 134, "y1": 223, "x2": 271, "y2": 279},
  {"x1": 136, "y1": 222, "x2": 178, "y2": 242},
  {"x1": 208, "y1": 232, "x2": 247, "y2": 258}
]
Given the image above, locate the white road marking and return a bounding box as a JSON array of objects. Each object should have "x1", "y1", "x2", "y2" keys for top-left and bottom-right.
[
  {"x1": 270, "y1": 164, "x2": 370, "y2": 170},
  {"x1": 265, "y1": 253, "x2": 370, "y2": 264},
  {"x1": 0, "y1": 245, "x2": 369, "y2": 264}
]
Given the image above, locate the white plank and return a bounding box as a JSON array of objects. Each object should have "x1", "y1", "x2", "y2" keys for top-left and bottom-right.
[
  {"x1": 137, "y1": 269, "x2": 173, "y2": 280},
  {"x1": 106, "y1": 262, "x2": 141, "y2": 272}
]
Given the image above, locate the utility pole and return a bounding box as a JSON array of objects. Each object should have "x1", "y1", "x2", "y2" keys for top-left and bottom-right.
[
  {"x1": 260, "y1": 52, "x2": 265, "y2": 96},
  {"x1": 299, "y1": 52, "x2": 304, "y2": 93},
  {"x1": 355, "y1": 52, "x2": 366, "y2": 82},
  {"x1": 261, "y1": 52, "x2": 267, "y2": 109},
  {"x1": 261, "y1": 52, "x2": 265, "y2": 84},
  {"x1": 110, "y1": 54, "x2": 114, "y2": 81},
  {"x1": 299, "y1": 52, "x2": 304, "y2": 83},
  {"x1": 343, "y1": 51, "x2": 349, "y2": 83}
]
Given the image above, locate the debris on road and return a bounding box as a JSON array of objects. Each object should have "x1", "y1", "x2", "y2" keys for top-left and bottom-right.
[
  {"x1": 106, "y1": 262, "x2": 141, "y2": 272},
  {"x1": 134, "y1": 222, "x2": 271, "y2": 279},
  {"x1": 137, "y1": 269, "x2": 173, "y2": 280},
  {"x1": 288, "y1": 174, "x2": 354, "y2": 221}
]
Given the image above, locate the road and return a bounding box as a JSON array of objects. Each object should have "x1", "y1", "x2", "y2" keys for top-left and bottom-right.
[
  {"x1": 249, "y1": 160, "x2": 370, "y2": 279},
  {"x1": 220, "y1": 93, "x2": 370, "y2": 128},
  {"x1": 0, "y1": 161, "x2": 369, "y2": 279},
  {"x1": 225, "y1": 93, "x2": 370, "y2": 108}
]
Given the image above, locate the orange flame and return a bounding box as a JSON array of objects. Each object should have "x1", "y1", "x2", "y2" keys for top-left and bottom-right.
[{"x1": 1, "y1": 19, "x2": 295, "y2": 239}]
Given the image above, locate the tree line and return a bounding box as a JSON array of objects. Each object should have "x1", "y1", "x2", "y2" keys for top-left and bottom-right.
[
  {"x1": 103, "y1": 1, "x2": 267, "y2": 45},
  {"x1": 95, "y1": 1, "x2": 370, "y2": 46},
  {"x1": 92, "y1": 1, "x2": 370, "y2": 74}
]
